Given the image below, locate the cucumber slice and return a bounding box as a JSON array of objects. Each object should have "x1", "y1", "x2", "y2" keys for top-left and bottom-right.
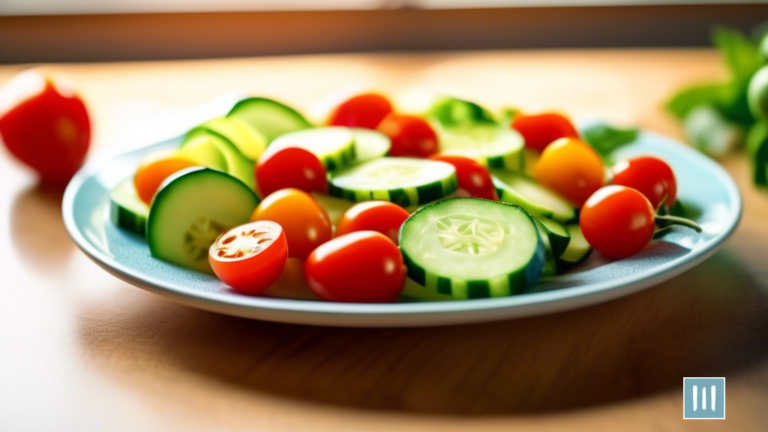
[
  {"x1": 147, "y1": 167, "x2": 260, "y2": 274},
  {"x1": 110, "y1": 179, "x2": 149, "y2": 237},
  {"x1": 440, "y1": 125, "x2": 524, "y2": 170},
  {"x1": 227, "y1": 97, "x2": 311, "y2": 142},
  {"x1": 352, "y1": 128, "x2": 391, "y2": 162},
  {"x1": 329, "y1": 157, "x2": 458, "y2": 207},
  {"x1": 193, "y1": 117, "x2": 267, "y2": 161},
  {"x1": 493, "y1": 176, "x2": 554, "y2": 219},
  {"x1": 536, "y1": 217, "x2": 571, "y2": 257},
  {"x1": 311, "y1": 192, "x2": 355, "y2": 228},
  {"x1": 264, "y1": 127, "x2": 356, "y2": 171},
  {"x1": 533, "y1": 218, "x2": 557, "y2": 279},
  {"x1": 491, "y1": 170, "x2": 576, "y2": 223},
  {"x1": 556, "y1": 224, "x2": 592, "y2": 273},
  {"x1": 426, "y1": 96, "x2": 495, "y2": 127},
  {"x1": 176, "y1": 137, "x2": 228, "y2": 172},
  {"x1": 748, "y1": 121, "x2": 768, "y2": 187},
  {"x1": 182, "y1": 129, "x2": 255, "y2": 190},
  {"x1": 400, "y1": 198, "x2": 544, "y2": 299}
]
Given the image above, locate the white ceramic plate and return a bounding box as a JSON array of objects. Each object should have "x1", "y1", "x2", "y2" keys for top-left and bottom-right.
[{"x1": 63, "y1": 128, "x2": 741, "y2": 327}]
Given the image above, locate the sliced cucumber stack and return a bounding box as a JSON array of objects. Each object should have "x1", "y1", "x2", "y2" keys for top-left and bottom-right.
[
  {"x1": 228, "y1": 97, "x2": 311, "y2": 143},
  {"x1": 351, "y1": 128, "x2": 391, "y2": 162},
  {"x1": 493, "y1": 176, "x2": 554, "y2": 219},
  {"x1": 533, "y1": 218, "x2": 557, "y2": 278},
  {"x1": 491, "y1": 170, "x2": 577, "y2": 223},
  {"x1": 400, "y1": 198, "x2": 544, "y2": 299},
  {"x1": 181, "y1": 129, "x2": 255, "y2": 190},
  {"x1": 110, "y1": 179, "x2": 149, "y2": 237},
  {"x1": 440, "y1": 125, "x2": 524, "y2": 170},
  {"x1": 556, "y1": 224, "x2": 592, "y2": 273},
  {"x1": 147, "y1": 167, "x2": 260, "y2": 274},
  {"x1": 536, "y1": 217, "x2": 571, "y2": 257},
  {"x1": 192, "y1": 117, "x2": 267, "y2": 161},
  {"x1": 426, "y1": 96, "x2": 495, "y2": 127},
  {"x1": 329, "y1": 157, "x2": 458, "y2": 207},
  {"x1": 264, "y1": 127, "x2": 356, "y2": 171}
]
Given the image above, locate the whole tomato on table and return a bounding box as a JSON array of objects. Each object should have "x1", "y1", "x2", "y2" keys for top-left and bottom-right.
[{"x1": 0, "y1": 70, "x2": 91, "y2": 186}]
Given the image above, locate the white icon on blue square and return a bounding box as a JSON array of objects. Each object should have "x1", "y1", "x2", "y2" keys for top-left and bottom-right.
[{"x1": 684, "y1": 378, "x2": 725, "y2": 419}]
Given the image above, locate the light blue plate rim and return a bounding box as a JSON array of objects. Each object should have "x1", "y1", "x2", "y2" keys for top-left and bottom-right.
[{"x1": 62, "y1": 130, "x2": 742, "y2": 326}]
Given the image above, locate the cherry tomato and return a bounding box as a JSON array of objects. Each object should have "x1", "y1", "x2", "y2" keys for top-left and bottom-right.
[
  {"x1": 336, "y1": 201, "x2": 410, "y2": 244},
  {"x1": 611, "y1": 156, "x2": 677, "y2": 209},
  {"x1": 328, "y1": 93, "x2": 393, "y2": 129},
  {"x1": 377, "y1": 114, "x2": 438, "y2": 158},
  {"x1": 250, "y1": 188, "x2": 332, "y2": 258},
  {"x1": 430, "y1": 155, "x2": 498, "y2": 201},
  {"x1": 209, "y1": 220, "x2": 288, "y2": 294},
  {"x1": 304, "y1": 231, "x2": 405, "y2": 303},
  {"x1": 512, "y1": 113, "x2": 579, "y2": 153},
  {"x1": 0, "y1": 70, "x2": 90, "y2": 186},
  {"x1": 580, "y1": 185, "x2": 656, "y2": 259},
  {"x1": 534, "y1": 137, "x2": 604, "y2": 206},
  {"x1": 256, "y1": 147, "x2": 328, "y2": 198},
  {"x1": 134, "y1": 151, "x2": 198, "y2": 205}
]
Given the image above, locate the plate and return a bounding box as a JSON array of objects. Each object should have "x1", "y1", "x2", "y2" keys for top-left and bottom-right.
[{"x1": 63, "y1": 130, "x2": 741, "y2": 327}]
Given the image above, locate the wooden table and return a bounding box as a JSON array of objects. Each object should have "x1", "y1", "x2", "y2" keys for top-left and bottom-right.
[{"x1": 2, "y1": 50, "x2": 768, "y2": 431}]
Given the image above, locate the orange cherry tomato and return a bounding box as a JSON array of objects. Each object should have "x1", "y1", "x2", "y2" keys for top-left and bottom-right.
[
  {"x1": 580, "y1": 186, "x2": 656, "y2": 259},
  {"x1": 250, "y1": 188, "x2": 332, "y2": 258},
  {"x1": 534, "y1": 137, "x2": 605, "y2": 206},
  {"x1": 336, "y1": 201, "x2": 410, "y2": 244},
  {"x1": 134, "y1": 152, "x2": 198, "y2": 205},
  {"x1": 328, "y1": 93, "x2": 393, "y2": 129},
  {"x1": 377, "y1": 114, "x2": 439, "y2": 158},
  {"x1": 512, "y1": 113, "x2": 579, "y2": 153},
  {"x1": 304, "y1": 231, "x2": 406, "y2": 303},
  {"x1": 209, "y1": 220, "x2": 288, "y2": 294},
  {"x1": 0, "y1": 70, "x2": 90, "y2": 185}
]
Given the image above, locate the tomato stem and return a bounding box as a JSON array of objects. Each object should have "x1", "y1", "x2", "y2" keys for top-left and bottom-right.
[{"x1": 654, "y1": 215, "x2": 702, "y2": 232}]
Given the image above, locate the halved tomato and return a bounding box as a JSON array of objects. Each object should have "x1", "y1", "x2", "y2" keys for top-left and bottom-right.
[{"x1": 209, "y1": 220, "x2": 288, "y2": 294}]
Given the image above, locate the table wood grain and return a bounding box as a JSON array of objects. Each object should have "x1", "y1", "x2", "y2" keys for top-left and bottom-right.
[{"x1": 1, "y1": 50, "x2": 768, "y2": 431}]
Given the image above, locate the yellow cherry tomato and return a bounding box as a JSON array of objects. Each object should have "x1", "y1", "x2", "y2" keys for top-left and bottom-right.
[
  {"x1": 250, "y1": 188, "x2": 332, "y2": 258},
  {"x1": 534, "y1": 137, "x2": 605, "y2": 206}
]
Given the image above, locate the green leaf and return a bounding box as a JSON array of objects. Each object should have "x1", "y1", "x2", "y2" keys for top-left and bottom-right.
[
  {"x1": 666, "y1": 83, "x2": 731, "y2": 120},
  {"x1": 581, "y1": 122, "x2": 639, "y2": 159},
  {"x1": 712, "y1": 27, "x2": 763, "y2": 84}
]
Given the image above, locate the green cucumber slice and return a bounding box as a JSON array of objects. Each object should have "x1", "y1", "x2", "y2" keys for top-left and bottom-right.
[
  {"x1": 264, "y1": 127, "x2": 356, "y2": 171},
  {"x1": 176, "y1": 137, "x2": 228, "y2": 172},
  {"x1": 536, "y1": 217, "x2": 571, "y2": 258},
  {"x1": 533, "y1": 218, "x2": 557, "y2": 279},
  {"x1": 493, "y1": 176, "x2": 554, "y2": 219},
  {"x1": 491, "y1": 170, "x2": 576, "y2": 223},
  {"x1": 227, "y1": 97, "x2": 311, "y2": 142},
  {"x1": 193, "y1": 117, "x2": 267, "y2": 161},
  {"x1": 556, "y1": 224, "x2": 592, "y2": 273},
  {"x1": 182, "y1": 129, "x2": 255, "y2": 190},
  {"x1": 311, "y1": 192, "x2": 355, "y2": 228},
  {"x1": 426, "y1": 96, "x2": 495, "y2": 127},
  {"x1": 110, "y1": 179, "x2": 149, "y2": 237},
  {"x1": 352, "y1": 128, "x2": 391, "y2": 162},
  {"x1": 147, "y1": 167, "x2": 260, "y2": 274},
  {"x1": 329, "y1": 157, "x2": 458, "y2": 207},
  {"x1": 400, "y1": 198, "x2": 544, "y2": 299},
  {"x1": 439, "y1": 125, "x2": 524, "y2": 170}
]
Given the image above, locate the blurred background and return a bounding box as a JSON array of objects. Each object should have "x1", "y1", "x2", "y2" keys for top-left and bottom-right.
[{"x1": 2, "y1": 1, "x2": 768, "y2": 63}]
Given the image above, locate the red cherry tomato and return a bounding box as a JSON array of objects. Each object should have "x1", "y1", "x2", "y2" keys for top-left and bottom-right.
[
  {"x1": 611, "y1": 156, "x2": 677, "y2": 209},
  {"x1": 250, "y1": 188, "x2": 332, "y2": 258},
  {"x1": 304, "y1": 231, "x2": 406, "y2": 303},
  {"x1": 430, "y1": 155, "x2": 498, "y2": 201},
  {"x1": 336, "y1": 201, "x2": 410, "y2": 244},
  {"x1": 256, "y1": 147, "x2": 328, "y2": 197},
  {"x1": 512, "y1": 113, "x2": 579, "y2": 153},
  {"x1": 580, "y1": 185, "x2": 656, "y2": 259},
  {"x1": 377, "y1": 114, "x2": 438, "y2": 158},
  {"x1": 534, "y1": 137, "x2": 605, "y2": 206},
  {"x1": 209, "y1": 220, "x2": 288, "y2": 294},
  {"x1": 328, "y1": 93, "x2": 393, "y2": 129},
  {"x1": 0, "y1": 70, "x2": 90, "y2": 185}
]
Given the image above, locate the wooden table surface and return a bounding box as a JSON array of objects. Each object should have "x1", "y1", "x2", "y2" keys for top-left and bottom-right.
[{"x1": 2, "y1": 50, "x2": 768, "y2": 431}]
